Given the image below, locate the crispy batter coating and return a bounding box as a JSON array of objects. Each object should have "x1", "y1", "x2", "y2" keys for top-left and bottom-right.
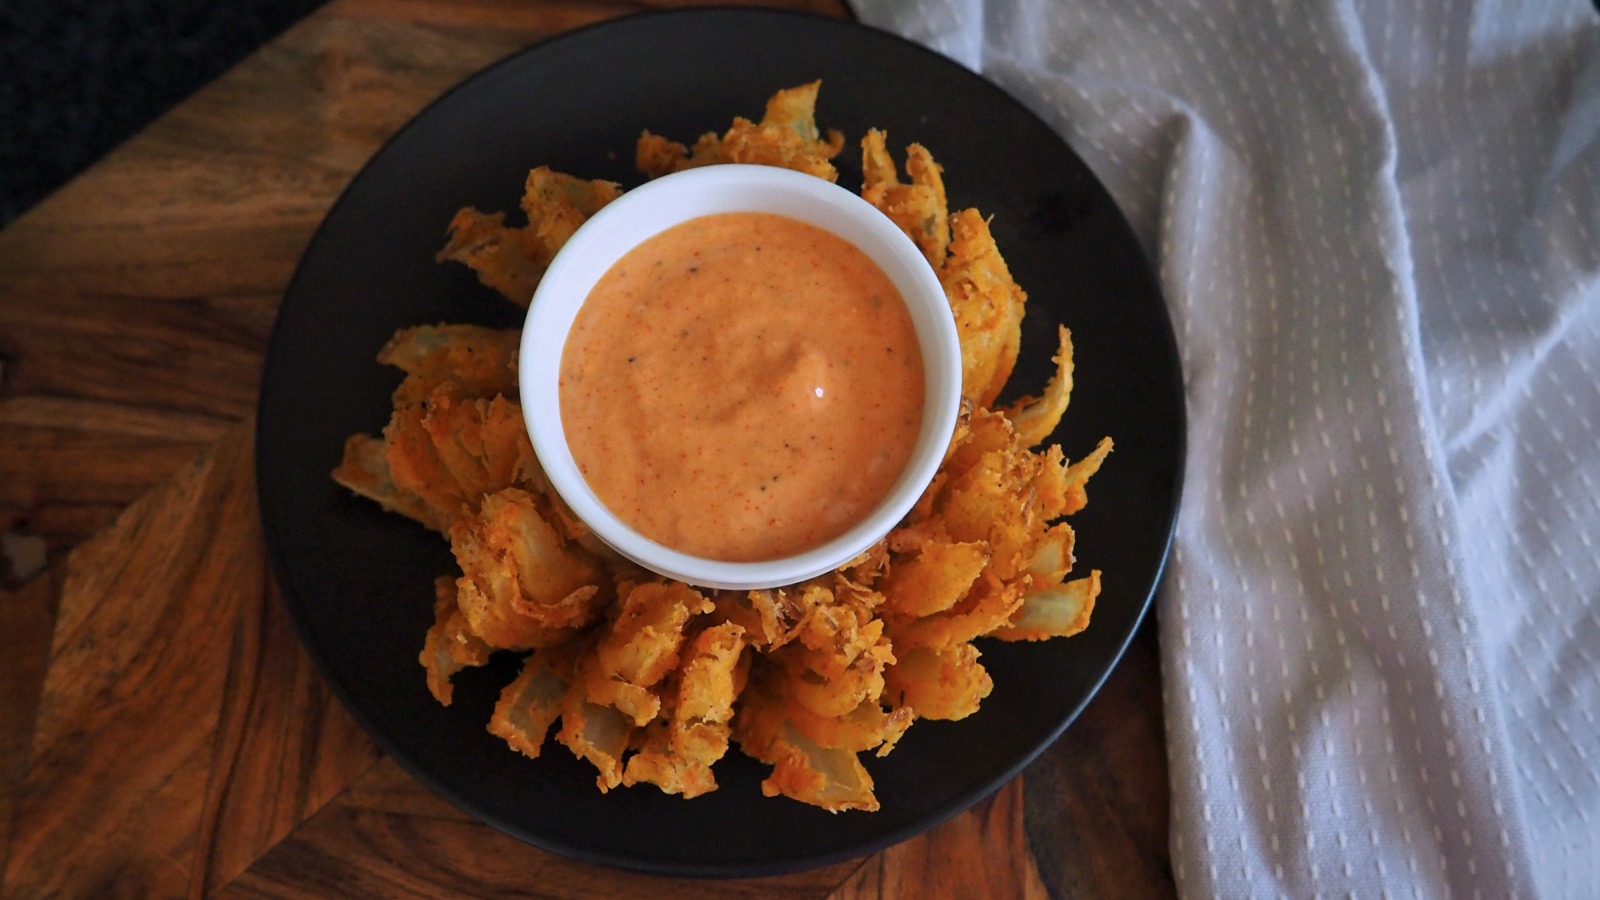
[
  {"x1": 420, "y1": 575, "x2": 492, "y2": 705},
  {"x1": 584, "y1": 581, "x2": 714, "y2": 726},
  {"x1": 488, "y1": 645, "x2": 575, "y2": 758},
  {"x1": 785, "y1": 697, "x2": 914, "y2": 757},
  {"x1": 557, "y1": 697, "x2": 634, "y2": 792},
  {"x1": 379, "y1": 324, "x2": 520, "y2": 407},
  {"x1": 623, "y1": 622, "x2": 748, "y2": 798},
  {"x1": 1002, "y1": 326, "x2": 1074, "y2": 447},
  {"x1": 382, "y1": 390, "x2": 536, "y2": 533},
  {"x1": 884, "y1": 642, "x2": 993, "y2": 721},
  {"x1": 331, "y1": 433, "x2": 437, "y2": 526},
  {"x1": 732, "y1": 668, "x2": 881, "y2": 813},
  {"x1": 879, "y1": 540, "x2": 990, "y2": 620},
  {"x1": 774, "y1": 592, "x2": 895, "y2": 720},
  {"x1": 888, "y1": 573, "x2": 1027, "y2": 652},
  {"x1": 991, "y1": 571, "x2": 1101, "y2": 642},
  {"x1": 637, "y1": 81, "x2": 844, "y2": 181},
  {"x1": 436, "y1": 167, "x2": 621, "y2": 306},
  {"x1": 1025, "y1": 522, "x2": 1078, "y2": 592},
  {"x1": 942, "y1": 210, "x2": 1028, "y2": 410},
  {"x1": 333, "y1": 326, "x2": 531, "y2": 533},
  {"x1": 334, "y1": 83, "x2": 1116, "y2": 813},
  {"x1": 861, "y1": 131, "x2": 1034, "y2": 414},
  {"x1": 450, "y1": 488, "x2": 609, "y2": 650},
  {"x1": 860, "y1": 130, "x2": 950, "y2": 269}
]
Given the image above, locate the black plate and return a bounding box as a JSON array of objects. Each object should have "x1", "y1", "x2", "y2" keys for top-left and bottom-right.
[{"x1": 257, "y1": 8, "x2": 1183, "y2": 878}]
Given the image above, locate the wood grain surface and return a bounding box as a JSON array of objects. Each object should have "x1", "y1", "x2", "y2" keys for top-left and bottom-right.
[{"x1": 0, "y1": 1, "x2": 1174, "y2": 896}]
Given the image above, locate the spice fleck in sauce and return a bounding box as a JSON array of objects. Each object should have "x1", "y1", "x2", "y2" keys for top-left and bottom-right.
[{"x1": 559, "y1": 211, "x2": 925, "y2": 562}]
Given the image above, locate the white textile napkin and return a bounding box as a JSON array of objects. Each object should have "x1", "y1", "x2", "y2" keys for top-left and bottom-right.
[{"x1": 849, "y1": 1, "x2": 1600, "y2": 896}]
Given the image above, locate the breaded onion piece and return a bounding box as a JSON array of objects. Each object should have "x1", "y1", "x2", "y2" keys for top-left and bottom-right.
[
  {"x1": 734, "y1": 673, "x2": 879, "y2": 813},
  {"x1": 379, "y1": 324, "x2": 520, "y2": 407},
  {"x1": 888, "y1": 573, "x2": 1026, "y2": 651},
  {"x1": 884, "y1": 643, "x2": 993, "y2": 721},
  {"x1": 941, "y1": 209, "x2": 1027, "y2": 410},
  {"x1": 860, "y1": 130, "x2": 950, "y2": 269},
  {"x1": 584, "y1": 581, "x2": 714, "y2": 726},
  {"x1": 991, "y1": 571, "x2": 1101, "y2": 642},
  {"x1": 450, "y1": 488, "x2": 607, "y2": 650},
  {"x1": 556, "y1": 697, "x2": 634, "y2": 792},
  {"x1": 419, "y1": 576, "x2": 492, "y2": 706},
  {"x1": 1035, "y1": 437, "x2": 1114, "y2": 519},
  {"x1": 436, "y1": 167, "x2": 620, "y2": 306},
  {"x1": 1002, "y1": 325, "x2": 1074, "y2": 447},
  {"x1": 623, "y1": 622, "x2": 748, "y2": 798},
  {"x1": 488, "y1": 646, "x2": 574, "y2": 758},
  {"x1": 637, "y1": 81, "x2": 843, "y2": 181},
  {"x1": 879, "y1": 540, "x2": 991, "y2": 620}
]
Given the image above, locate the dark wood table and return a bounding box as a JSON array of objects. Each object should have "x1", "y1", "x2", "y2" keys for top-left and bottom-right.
[{"x1": 0, "y1": 2, "x2": 1174, "y2": 895}]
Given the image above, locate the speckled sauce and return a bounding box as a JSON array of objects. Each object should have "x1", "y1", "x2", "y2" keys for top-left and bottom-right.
[{"x1": 559, "y1": 211, "x2": 925, "y2": 562}]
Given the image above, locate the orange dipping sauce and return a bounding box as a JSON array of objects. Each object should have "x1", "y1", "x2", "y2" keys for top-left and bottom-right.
[{"x1": 559, "y1": 211, "x2": 925, "y2": 562}]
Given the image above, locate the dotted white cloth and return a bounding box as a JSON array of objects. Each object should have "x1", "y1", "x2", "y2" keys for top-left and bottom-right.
[{"x1": 851, "y1": 1, "x2": 1600, "y2": 896}]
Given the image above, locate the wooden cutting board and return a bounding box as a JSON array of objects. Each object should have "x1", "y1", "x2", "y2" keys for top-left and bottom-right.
[{"x1": 0, "y1": 1, "x2": 1174, "y2": 896}]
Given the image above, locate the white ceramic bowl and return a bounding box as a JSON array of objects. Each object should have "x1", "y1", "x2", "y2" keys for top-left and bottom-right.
[{"x1": 520, "y1": 164, "x2": 961, "y2": 590}]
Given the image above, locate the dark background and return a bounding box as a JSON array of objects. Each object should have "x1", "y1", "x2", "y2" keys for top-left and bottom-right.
[
  {"x1": 5, "y1": 1, "x2": 1599, "y2": 229},
  {"x1": 1, "y1": 0, "x2": 325, "y2": 227}
]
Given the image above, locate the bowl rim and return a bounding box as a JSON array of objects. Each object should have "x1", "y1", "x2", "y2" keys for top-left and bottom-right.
[{"x1": 519, "y1": 164, "x2": 962, "y2": 590}]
